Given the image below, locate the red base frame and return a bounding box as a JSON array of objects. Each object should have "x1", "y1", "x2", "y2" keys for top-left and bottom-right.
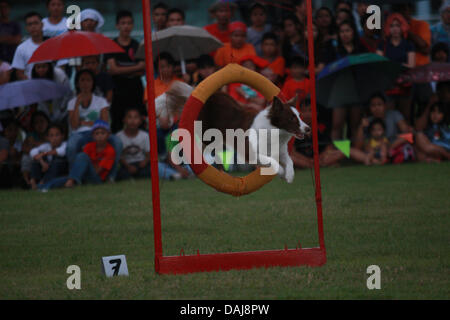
[
  {"x1": 156, "y1": 248, "x2": 326, "y2": 275},
  {"x1": 143, "y1": 0, "x2": 326, "y2": 275}
]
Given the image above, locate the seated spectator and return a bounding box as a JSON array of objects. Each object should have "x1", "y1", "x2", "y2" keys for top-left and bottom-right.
[
  {"x1": 80, "y1": 8, "x2": 104, "y2": 32},
  {"x1": 152, "y1": 2, "x2": 168, "y2": 31},
  {"x1": 0, "y1": 57, "x2": 11, "y2": 84},
  {"x1": 31, "y1": 62, "x2": 72, "y2": 124},
  {"x1": 260, "y1": 32, "x2": 285, "y2": 83},
  {"x1": 29, "y1": 124, "x2": 67, "y2": 190},
  {"x1": 355, "y1": 93, "x2": 413, "y2": 160},
  {"x1": 42, "y1": 0, "x2": 67, "y2": 38},
  {"x1": 247, "y1": 3, "x2": 271, "y2": 57},
  {"x1": 0, "y1": 0, "x2": 22, "y2": 64},
  {"x1": 192, "y1": 54, "x2": 217, "y2": 86},
  {"x1": 363, "y1": 118, "x2": 389, "y2": 165},
  {"x1": 152, "y1": 52, "x2": 183, "y2": 99},
  {"x1": 227, "y1": 55, "x2": 268, "y2": 112},
  {"x1": 81, "y1": 55, "x2": 113, "y2": 104},
  {"x1": 281, "y1": 56, "x2": 310, "y2": 102},
  {"x1": 116, "y1": 107, "x2": 181, "y2": 181},
  {"x1": 315, "y1": 6, "x2": 337, "y2": 43},
  {"x1": 65, "y1": 120, "x2": 115, "y2": 187},
  {"x1": 0, "y1": 118, "x2": 23, "y2": 188},
  {"x1": 299, "y1": 20, "x2": 330, "y2": 74},
  {"x1": 214, "y1": 21, "x2": 257, "y2": 68},
  {"x1": 431, "y1": 1, "x2": 450, "y2": 47},
  {"x1": 415, "y1": 101, "x2": 450, "y2": 162},
  {"x1": 167, "y1": 8, "x2": 185, "y2": 27},
  {"x1": 204, "y1": 0, "x2": 237, "y2": 44},
  {"x1": 431, "y1": 42, "x2": 449, "y2": 63},
  {"x1": 66, "y1": 69, "x2": 122, "y2": 179},
  {"x1": 105, "y1": 10, "x2": 145, "y2": 133},
  {"x1": 11, "y1": 12, "x2": 45, "y2": 80}
]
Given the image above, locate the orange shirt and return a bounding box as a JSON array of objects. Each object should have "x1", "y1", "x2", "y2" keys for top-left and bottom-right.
[
  {"x1": 409, "y1": 18, "x2": 431, "y2": 66},
  {"x1": 143, "y1": 76, "x2": 183, "y2": 102},
  {"x1": 214, "y1": 43, "x2": 257, "y2": 67},
  {"x1": 204, "y1": 23, "x2": 231, "y2": 44},
  {"x1": 267, "y1": 56, "x2": 286, "y2": 78},
  {"x1": 281, "y1": 78, "x2": 310, "y2": 101},
  {"x1": 83, "y1": 142, "x2": 116, "y2": 181}
]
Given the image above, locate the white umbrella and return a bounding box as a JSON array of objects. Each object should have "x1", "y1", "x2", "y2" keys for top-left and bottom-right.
[{"x1": 136, "y1": 25, "x2": 223, "y2": 74}]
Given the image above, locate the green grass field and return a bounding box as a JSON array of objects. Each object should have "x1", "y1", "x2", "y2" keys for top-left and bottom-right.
[{"x1": 0, "y1": 162, "x2": 449, "y2": 299}]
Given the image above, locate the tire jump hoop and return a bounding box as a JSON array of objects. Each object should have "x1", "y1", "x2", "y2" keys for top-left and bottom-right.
[{"x1": 178, "y1": 63, "x2": 285, "y2": 197}]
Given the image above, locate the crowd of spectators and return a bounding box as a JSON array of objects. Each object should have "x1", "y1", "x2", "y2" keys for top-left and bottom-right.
[{"x1": 0, "y1": 0, "x2": 449, "y2": 191}]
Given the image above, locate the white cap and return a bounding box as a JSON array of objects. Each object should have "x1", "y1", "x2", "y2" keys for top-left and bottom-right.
[{"x1": 80, "y1": 8, "x2": 105, "y2": 31}]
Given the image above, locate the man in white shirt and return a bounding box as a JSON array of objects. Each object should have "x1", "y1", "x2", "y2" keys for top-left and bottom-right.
[{"x1": 11, "y1": 12, "x2": 45, "y2": 80}]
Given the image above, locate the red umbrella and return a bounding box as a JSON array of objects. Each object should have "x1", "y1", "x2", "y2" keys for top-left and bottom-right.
[
  {"x1": 397, "y1": 62, "x2": 450, "y2": 84},
  {"x1": 28, "y1": 30, "x2": 125, "y2": 63}
]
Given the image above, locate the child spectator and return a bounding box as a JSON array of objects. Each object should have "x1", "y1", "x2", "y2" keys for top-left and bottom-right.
[
  {"x1": 29, "y1": 124, "x2": 67, "y2": 189},
  {"x1": 64, "y1": 120, "x2": 115, "y2": 187},
  {"x1": 0, "y1": 118, "x2": 23, "y2": 188},
  {"x1": 152, "y1": 2, "x2": 168, "y2": 31},
  {"x1": 281, "y1": 56, "x2": 310, "y2": 102},
  {"x1": 260, "y1": 32, "x2": 285, "y2": 82},
  {"x1": 281, "y1": 15, "x2": 303, "y2": 63},
  {"x1": 81, "y1": 55, "x2": 114, "y2": 104},
  {"x1": 247, "y1": 3, "x2": 271, "y2": 57},
  {"x1": 116, "y1": 107, "x2": 181, "y2": 181},
  {"x1": 192, "y1": 54, "x2": 217, "y2": 86},
  {"x1": 152, "y1": 52, "x2": 183, "y2": 99},
  {"x1": 105, "y1": 10, "x2": 146, "y2": 133},
  {"x1": 0, "y1": 0, "x2": 22, "y2": 64},
  {"x1": 11, "y1": 12, "x2": 45, "y2": 80},
  {"x1": 214, "y1": 22, "x2": 257, "y2": 68},
  {"x1": 167, "y1": 8, "x2": 185, "y2": 27},
  {"x1": 42, "y1": 0, "x2": 67, "y2": 38},
  {"x1": 227, "y1": 55, "x2": 268, "y2": 112},
  {"x1": 364, "y1": 118, "x2": 389, "y2": 165},
  {"x1": 204, "y1": 0, "x2": 237, "y2": 44}
]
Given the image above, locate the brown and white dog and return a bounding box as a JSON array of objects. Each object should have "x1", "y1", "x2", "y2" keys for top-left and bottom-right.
[{"x1": 156, "y1": 81, "x2": 311, "y2": 183}]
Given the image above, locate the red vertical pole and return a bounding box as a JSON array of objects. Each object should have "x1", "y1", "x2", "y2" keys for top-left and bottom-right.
[
  {"x1": 142, "y1": 0, "x2": 163, "y2": 272},
  {"x1": 306, "y1": 0, "x2": 326, "y2": 251}
]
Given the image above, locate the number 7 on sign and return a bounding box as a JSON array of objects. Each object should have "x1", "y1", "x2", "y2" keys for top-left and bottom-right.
[{"x1": 109, "y1": 259, "x2": 122, "y2": 276}]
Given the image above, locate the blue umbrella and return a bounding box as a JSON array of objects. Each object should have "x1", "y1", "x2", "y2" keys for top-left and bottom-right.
[
  {"x1": 0, "y1": 79, "x2": 72, "y2": 111},
  {"x1": 316, "y1": 53, "x2": 404, "y2": 108}
]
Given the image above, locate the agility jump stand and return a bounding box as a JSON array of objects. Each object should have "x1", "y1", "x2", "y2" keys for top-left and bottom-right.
[{"x1": 142, "y1": 0, "x2": 326, "y2": 275}]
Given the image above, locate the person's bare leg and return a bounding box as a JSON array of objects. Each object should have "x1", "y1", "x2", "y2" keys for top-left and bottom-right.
[
  {"x1": 290, "y1": 150, "x2": 313, "y2": 169},
  {"x1": 349, "y1": 147, "x2": 370, "y2": 165},
  {"x1": 64, "y1": 179, "x2": 75, "y2": 188},
  {"x1": 349, "y1": 105, "x2": 362, "y2": 141},
  {"x1": 331, "y1": 107, "x2": 347, "y2": 140},
  {"x1": 415, "y1": 132, "x2": 450, "y2": 160}
]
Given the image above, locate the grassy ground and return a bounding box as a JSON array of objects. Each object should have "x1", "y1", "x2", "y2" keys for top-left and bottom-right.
[{"x1": 0, "y1": 162, "x2": 448, "y2": 299}]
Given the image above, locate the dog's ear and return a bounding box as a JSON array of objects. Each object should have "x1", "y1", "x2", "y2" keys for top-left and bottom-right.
[
  {"x1": 272, "y1": 96, "x2": 284, "y2": 113},
  {"x1": 287, "y1": 94, "x2": 297, "y2": 107}
]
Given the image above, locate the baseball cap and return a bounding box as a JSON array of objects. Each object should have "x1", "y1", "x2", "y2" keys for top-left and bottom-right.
[{"x1": 91, "y1": 119, "x2": 110, "y2": 133}]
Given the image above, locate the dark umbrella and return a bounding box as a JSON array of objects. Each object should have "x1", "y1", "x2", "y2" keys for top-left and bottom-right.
[
  {"x1": 0, "y1": 79, "x2": 72, "y2": 111},
  {"x1": 28, "y1": 31, "x2": 125, "y2": 64},
  {"x1": 397, "y1": 62, "x2": 450, "y2": 84},
  {"x1": 316, "y1": 53, "x2": 404, "y2": 108}
]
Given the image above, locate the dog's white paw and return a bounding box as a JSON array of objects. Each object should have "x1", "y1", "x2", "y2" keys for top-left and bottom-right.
[{"x1": 285, "y1": 168, "x2": 294, "y2": 183}]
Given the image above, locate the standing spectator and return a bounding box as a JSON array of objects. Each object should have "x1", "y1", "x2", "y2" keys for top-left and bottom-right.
[
  {"x1": 82, "y1": 55, "x2": 114, "y2": 104},
  {"x1": 11, "y1": 12, "x2": 45, "y2": 80},
  {"x1": 260, "y1": 32, "x2": 285, "y2": 83},
  {"x1": 0, "y1": 119, "x2": 23, "y2": 188},
  {"x1": 204, "y1": 0, "x2": 237, "y2": 44},
  {"x1": 354, "y1": 1, "x2": 369, "y2": 35},
  {"x1": 214, "y1": 21, "x2": 257, "y2": 68},
  {"x1": 359, "y1": 13, "x2": 381, "y2": 53},
  {"x1": 66, "y1": 69, "x2": 122, "y2": 180},
  {"x1": 0, "y1": 0, "x2": 21, "y2": 64},
  {"x1": 334, "y1": 0, "x2": 352, "y2": 13},
  {"x1": 315, "y1": 6, "x2": 337, "y2": 43},
  {"x1": 31, "y1": 62, "x2": 72, "y2": 124},
  {"x1": 281, "y1": 56, "x2": 310, "y2": 102},
  {"x1": 29, "y1": 124, "x2": 67, "y2": 190},
  {"x1": 152, "y1": 2, "x2": 168, "y2": 31},
  {"x1": 335, "y1": 9, "x2": 355, "y2": 27},
  {"x1": 167, "y1": 8, "x2": 185, "y2": 27},
  {"x1": 293, "y1": 0, "x2": 307, "y2": 30},
  {"x1": 192, "y1": 54, "x2": 217, "y2": 86},
  {"x1": 80, "y1": 9, "x2": 104, "y2": 32},
  {"x1": 105, "y1": 10, "x2": 145, "y2": 133},
  {"x1": 247, "y1": 3, "x2": 271, "y2": 57},
  {"x1": 281, "y1": 15, "x2": 303, "y2": 63},
  {"x1": 431, "y1": 1, "x2": 450, "y2": 47},
  {"x1": 42, "y1": 0, "x2": 67, "y2": 38}
]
